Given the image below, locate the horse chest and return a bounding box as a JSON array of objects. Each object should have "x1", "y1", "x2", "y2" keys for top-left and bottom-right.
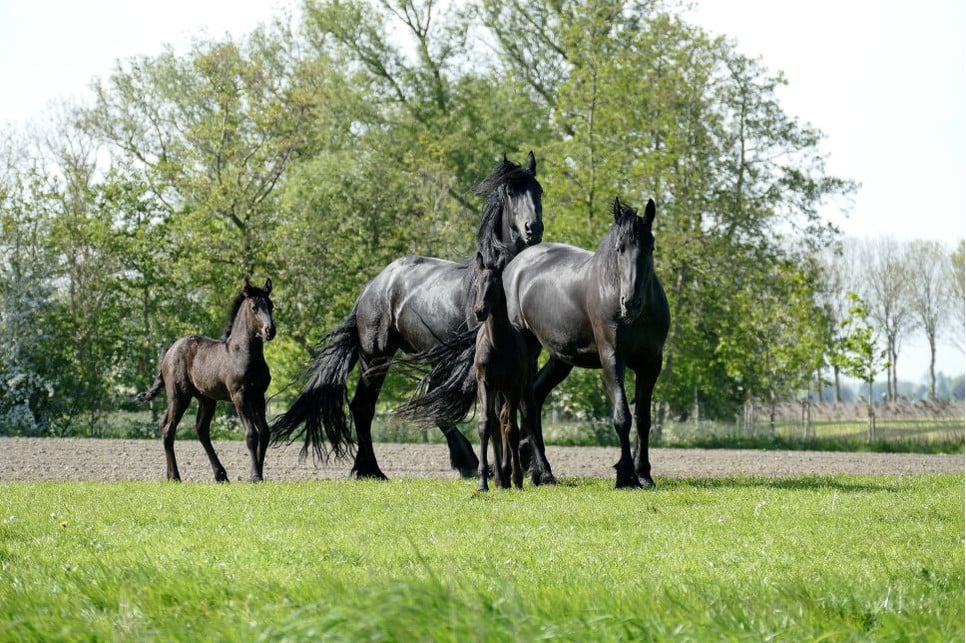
[{"x1": 476, "y1": 337, "x2": 527, "y2": 389}]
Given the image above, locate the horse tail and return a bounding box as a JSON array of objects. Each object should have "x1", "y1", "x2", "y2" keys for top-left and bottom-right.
[
  {"x1": 394, "y1": 326, "x2": 479, "y2": 428},
  {"x1": 271, "y1": 311, "x2": 359, "y2": 462},
  {"x1": 136, "y1": 370, "x2": 165, "y2": 403}
]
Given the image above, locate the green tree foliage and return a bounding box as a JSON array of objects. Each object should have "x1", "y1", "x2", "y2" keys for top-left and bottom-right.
[
  {"x1": 834, "y1": 292, "x2": 890, "y2": 437},
  {"x1": 0, "y1": 0, "x2": 881, "y2": 435}
]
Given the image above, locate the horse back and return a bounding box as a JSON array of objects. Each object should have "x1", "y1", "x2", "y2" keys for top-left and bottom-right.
[
  {"x1": 163, "y1": 335, "x2": 269, "y2": 402},
  {"x1": 356, "y1": 255, "x2": 472, "y2": 356}
]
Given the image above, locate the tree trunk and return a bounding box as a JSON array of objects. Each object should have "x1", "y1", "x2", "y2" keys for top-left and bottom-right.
[
  {"x1": 866, "y1": 379, "x2": 876, "y2": 441},
  {"x1": 768, "y1": 390, "x2": 776, "y2": 438},
  {"x1": 833, "y1": 365, "x2": 842, "y2": 403},
  {"x1": 928, "y1": 334, "x2": 937, "y2": 401}
]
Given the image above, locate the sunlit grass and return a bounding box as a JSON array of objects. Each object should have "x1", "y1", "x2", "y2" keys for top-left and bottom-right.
[{"x1": 1, "y1": 475, "x2": 962, "y2": 640}]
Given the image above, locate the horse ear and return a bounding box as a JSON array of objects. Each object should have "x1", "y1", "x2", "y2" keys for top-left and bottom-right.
[
  {"x1": 644, "y1": 198, "x2": 656, "y2": 226},
  {"x1": 613, "y1": 197, "x2": 623, "y2": 222},
  {"x1": 475, "y1": 251, "x2": 485, "y2": 271},
  {"x1": 527, "y1": 150, "x2": 536, "y2": 176},
  {"x1": 242, "y1": 275, "x2": 253, "y2": 295},
  {"x1": 264, "y1": 278, "x2": 272, "y2": 294}
]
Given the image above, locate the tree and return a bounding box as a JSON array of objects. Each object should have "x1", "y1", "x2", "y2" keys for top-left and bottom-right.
[
  {"x1": 948, "y1": 241, "x2": 965, "y2": 352},
  {"x1": 907, "y1": 240, "x2": 955, "y2": 400},
  {"x1": 83, "y1": 26, "x2": 315, "y2": 306},
  {"x1": 818, "y1": 239, "x2": 863, "y2": 402},
  {"x1": 858, "y1": 238, "x2": 914, "y2": 400},
  {"x1": 476, "y1": 1, "x2": 855, "y2": 419},
  {"x1": 715, "y1": 259, "x2": 826, "y2": 433},
  {"x1": 835, "y1": 292, "x2": 889, "y2": 439},
  {"x1": 0, "y1": 169, "x2": 62, "y2": 433}
]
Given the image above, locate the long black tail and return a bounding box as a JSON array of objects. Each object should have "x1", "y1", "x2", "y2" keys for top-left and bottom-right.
[
  {"x1": 136, "y1": 370, "x2": 164, "y2": 403},
  {"x1": 270, "y1": 312, "x2": 359, "y2": 461},
  {"x1": 393, "y1": 326, "x2": 479, "y2": 428}
]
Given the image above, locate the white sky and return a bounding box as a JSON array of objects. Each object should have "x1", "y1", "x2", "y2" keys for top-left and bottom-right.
[{"x1": 1, "y1": 0, "x2": 963, "y2": 381}]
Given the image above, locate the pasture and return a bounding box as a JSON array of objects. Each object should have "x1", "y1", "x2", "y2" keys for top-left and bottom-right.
[{"x1": 1, "y1": 475, "x2": 962, "y2": 641}]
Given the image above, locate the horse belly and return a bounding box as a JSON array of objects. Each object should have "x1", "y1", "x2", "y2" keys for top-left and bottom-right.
[
  {"x1": 186, "y1": 347, "x2": 233, "y2": 402},
  {"x1": 517, "y1": 289, "x2": 599, "y2": 369}
]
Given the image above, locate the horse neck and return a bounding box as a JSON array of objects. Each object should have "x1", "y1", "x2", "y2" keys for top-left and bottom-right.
[
  {"x1": 589, "y1": 238, "x2": 620, "y2": 301},
  {"x1": 482, "y1": 280, "x2": 514, "y2": 350},
  {"x1": 226, "y1": 310, "x2": 263, "y2": 357}
]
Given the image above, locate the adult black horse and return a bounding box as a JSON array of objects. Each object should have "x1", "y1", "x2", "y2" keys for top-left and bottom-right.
[
  {"x1": 271, "y1": 153, "x2": 543, "y2": 478},
  {"x1": 401, "y1": 197, "x2": 669, "y2": 488}
]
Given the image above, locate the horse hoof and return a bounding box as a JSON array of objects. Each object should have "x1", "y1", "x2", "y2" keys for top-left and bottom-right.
[
  {"x1": 616, "y1": 475, "x2": 644, "y2": 489},
  {"x1": 639, "y1": 476, "x2": 656, "y2": 489},
  {"x1": 354, "y1": 469, "x2": 389, "y2": 481},
  {"x1": 531, "y1": 472, "x2": 557, "y2": 486}
]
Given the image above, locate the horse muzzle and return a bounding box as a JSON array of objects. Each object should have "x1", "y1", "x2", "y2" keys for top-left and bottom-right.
[
  {"x1": 262, "y1": 326, "x2": 277, "y2": 341},
  {"x1": 523, "y1": 222, "x2": 543, "y2": 245},
  {"x1": 619, "y1": 298, "x2": 644, "y2": 321}
]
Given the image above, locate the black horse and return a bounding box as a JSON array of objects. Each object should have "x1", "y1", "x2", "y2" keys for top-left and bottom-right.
[
  {"x1": 270, "y1": 153, "x2": 543, "y2": 478},
  {"x1": 401, "y1": 198, "x2": 669, "y2": 488},
  {"x1": 137, "y1": 278, "x2": 276, "y2": 482}
]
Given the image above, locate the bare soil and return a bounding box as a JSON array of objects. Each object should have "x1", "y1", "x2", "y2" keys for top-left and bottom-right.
[{"x1": 0, "y1": 437, "x2": 961, "y2": 483}]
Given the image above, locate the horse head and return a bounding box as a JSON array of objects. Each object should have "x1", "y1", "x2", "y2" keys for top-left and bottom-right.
[
  {"x1": 503, "y1": 151, "x2": 543, "y2": 248},
  {"x1": 473, "y1": 252, "x2": 505, "y2": 323},
  {"x1": 242, "y1": 277, "x2": 277, "y2": 341},
  {"x1": 611, "y1": 197, "x2": 656, "y2": 321},
  {"x1": 476, "y1": 151, "x2": 543, "y2": 266}
]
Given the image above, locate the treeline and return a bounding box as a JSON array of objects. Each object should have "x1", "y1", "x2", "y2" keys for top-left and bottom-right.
[
  {"x1": 819, "y1": 237, "x2": 964, "y2": 404},
  {"x1": 0, "y1": 0, "x2": 961, "y2": 436}
]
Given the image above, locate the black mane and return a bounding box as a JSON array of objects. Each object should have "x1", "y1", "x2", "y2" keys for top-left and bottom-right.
[
  {"x1": 475, "y1": 156, "x2": 541, "y2": 267},
  {"x1": 597, "y1": 198, "x2": 649, "y2": 282}
]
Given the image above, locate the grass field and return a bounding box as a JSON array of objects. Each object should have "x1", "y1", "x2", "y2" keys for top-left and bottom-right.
[{"x1": 1, "y1": 475, "x2": 962, "y2": 641}]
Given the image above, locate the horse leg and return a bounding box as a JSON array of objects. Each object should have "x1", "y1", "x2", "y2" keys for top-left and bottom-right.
[
  {"x1": 195, "y1": 397, "x2": 228, "y2": 482},
  {"x1": 439, "y1": 424, "x2": 479, "y2": 478},
  {"x1": 497, "y1": 403, "x2": 511, "y2": 487},
  {"x1": 506, "y1": 394, "x2": 524, "y2": 490},
  {"x1": 633, "y1": 358, "x2": 662, "y2": 489},
  {"x1": 232, "y1": 392, "x2": 263, "y2": 483},
  {"x1": 253, "y1": 394, "x2": 271, "y2": 481},
  {"x1": 601, "y1": 353, "x2": 640, "y2": 489},
  {"x1": 349, "y1": 363, "x2": 389, "y2": 480},
  {"x1": 477, "y1": 381, "x2": 498, "y2": 491},
  {"x1": 160, "y1": 395, "x2": 189, "y2": 482},
  {"x1": 424, "y1": 366, "x2": 479, "y2": 477},
  {"x1": 523, "y1": 357, "x2": 571, "y2": 485}
]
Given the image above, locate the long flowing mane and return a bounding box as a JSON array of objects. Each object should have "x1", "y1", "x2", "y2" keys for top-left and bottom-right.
[{"x1": 475, "y1": 156, "x2": 541, "y2": 267}]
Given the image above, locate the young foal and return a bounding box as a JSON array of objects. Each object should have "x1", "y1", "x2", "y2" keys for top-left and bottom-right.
[
  {"x1": 137, "y1": 278, "x2": 276, "y2": 482},
  {"x1": 472, "y1": 253, "x2": 532, "y2": 491}
]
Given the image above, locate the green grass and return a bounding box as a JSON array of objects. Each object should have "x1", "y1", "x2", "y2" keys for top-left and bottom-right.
[
  {"x1": 668, "y1": 433, "x2": 965, "y2": 455},
  {"x1": 1, "y1": 475, "x2": 962, "y2": 641}
]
